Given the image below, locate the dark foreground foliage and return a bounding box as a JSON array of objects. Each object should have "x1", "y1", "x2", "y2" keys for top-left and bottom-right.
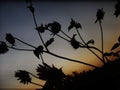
[
  {"x1": 64, "y1": 58, "x2": 120, "y2": 90},
  {"x1": 37, "y1": 58, "x2": 120, "y2": 90}
]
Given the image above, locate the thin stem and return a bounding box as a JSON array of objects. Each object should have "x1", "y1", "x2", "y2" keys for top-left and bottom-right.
[
  {"x1": 8, "y1": 46, "x2": 34, "y2": 51},
  {"x1": 99, "y1": 21, "x2": 105, "y2": 63},
  {"x1": 31, "y1": 81, "x2": 43, "y2": 87},
  {"x1": 88, "y1": 48, "x2": 103, "y2": 62},
  {"x1": 60, "y1": 30, "x2": 71, "y2": 39},
  {"x1": 8, "y1": 45, "x2": 103, "y2": 67},
  {"x1": 81, "y1": 45, "x2": 103, "y2": 61},
  {"x1": 76, "y1": 28, "x2": 104, "y2": 63},
  {"x1": 48, "y1": 28, "x2": 102, "y2": 55},
  {"x1": 29, "y1": 72, "x2": 39, "y2": 79},
  {"x1": 29, "y1": 2, "x2": 49, "y2": 52},
  {"x1": 48, "y1": 29, "x2": 102, "y2": 61},
  {"x1": 33, "y1": 13, "x2": 37, "y2": 27},
  {"x1": 29, "y1": 0, "x2": 32, "y2": 6},
  {"x1": 79, "y1": 45, "x2": 109, "y2": 61},
  {"x1": 76, "y1": 28, "x2": 85, "y2": 44},
  {"x1": 40, "y1": 54, "x2": 44, "y2": 63},
  {"x1": 83, "y1": 45, "x2": 102, "y2": 53},
  {"x1": 105, "y1": 56, "x2": 109, "y2": 62},
  {"x1": 56, "y1": 34, "x2": 70, "y2": 42},
  {"x1": 38, "y1": 31, "x2": 49, "y2": 52},
  {"x1": 14, "y1": 37, "x2": 36, "y2": 48},
  {"x1": 43, "y1": 50, "x2": 99, "y2": 68},
  {"x1": 47, "y1": 29, "x2": 70, "y2": 42}
]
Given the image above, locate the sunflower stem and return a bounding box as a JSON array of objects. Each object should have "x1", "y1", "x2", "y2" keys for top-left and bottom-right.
[
  {"x1": 76, "y1": 28, "x2": 85, "y2": 44},
  {"x1": 43, "y1": 50, "x2": 99, "y2": 68},
  {"x1": 47, "y1": 29, "x2": 70, "y2": 42},
  {"x1": 60, "y1": 30, "x2": 71, "y2": 39},
  {"x1": 99, "y1": 21, "x2": 105, "y2": 63},
  {"x1": 29, "y1": 1, "x2": 49, "y2": 52},
  {"x1": 40, "y1": 54, "x2": 45, "y2": 63},
  {"x1": 31, "y1": 81, "x2": 43, "y2": 87},
  {"x1": 29, "y1": 72, "x2": 39, "y2": 79},
  {"x1": 8, "y1": 46, "x2": 34, "y2": 51},
  {"x1": 76, "y1": 28, "x2": 105, "y2": 64},
  {"x1": 14, "y1": 37, "x2": 36, "y2": 48}
]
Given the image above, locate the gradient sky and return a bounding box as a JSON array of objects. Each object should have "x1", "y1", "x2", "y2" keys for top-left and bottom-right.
[{"x1": 0, "y1": 0, "x2": 120, "y2": 89}]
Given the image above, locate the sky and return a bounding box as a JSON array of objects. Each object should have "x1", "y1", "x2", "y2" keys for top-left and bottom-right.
[{"x1": 0, "y1": 0, "x2": 120, "y2": 89}]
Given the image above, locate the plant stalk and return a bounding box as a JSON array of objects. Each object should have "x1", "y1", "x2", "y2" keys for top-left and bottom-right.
[
  {"x1": 47, "y1": 29, "x2": 70, "y2": 42},
  {"x1": 76, "y1": 28, "x2": 104, "y2": 63},
  {"x1": 99, "y1": 21, "x2": 105, "y2": 63},
  {"x1": 40, "y1": 54, "x2": 45, "y2": 63},
  {"x1": 31, "y1": 81, "x2": 43, "y2": 87},
  {"x1": 60, "y1": 30, "x2": 71, "y2": 39},
  {"x1": 43, "y1": 50, "x2": 99, "y2": 68},
  {"x1": 8, "y1": 46, "x2": 34, "y2": 51},
  {"x1": 14, "y1": 37, "x2": 36, "y2": 48},
  {"x1": 29, "y1": 72, "x2": 39, "y2": 79},
  {"x1": 29, "y1": 2, "x2": 49, "y2": 52}
]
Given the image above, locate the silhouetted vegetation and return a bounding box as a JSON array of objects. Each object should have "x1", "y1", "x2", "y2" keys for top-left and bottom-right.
[
  {"x1": 0, "y1": 0, "x2": 120, "y2": 90},
  {"x1": 61, "y1": 57, "x2": 120, "y2": 90}
]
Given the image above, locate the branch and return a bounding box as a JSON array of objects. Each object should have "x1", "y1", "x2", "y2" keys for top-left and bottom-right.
[
  {"x1": 60, "y1": 30, "x2": 72, "y2": 39},
  {"x1": 80, "y1": 45, "x2": 102, "y2": 53},
  {"x1": 99, "y1": 21, "x2": 105, "y2": 63},
  {"x1": 37, "y1": 31, "x2": 49, "y2": 52},
  {"x1": 29, "y1": 72, "x2": 39, "y2": 79},
  {"x1": 76, "y1": 28, "x2": 85, "y2": 44},
  {"x1": 43, "y1": 50, "x2": 99, "y2": 68},
  {"x1": 40, "y1": 54, "x2": 45, "y2": 63},
  {"x1": 28, "y1": 1, "x2": 49, "y2": 52},
  {"x1": 47, "y1": 29, "x2": 70, "y2": 42},
  {"x1": 8, "y1": 44, "x2": 102, "y2": 68},
  {"x1": 31, "y1": 81, "x2": 43, "y2": 87},
  {"x1": 14, "y1": 37, "x2": 36, "y2": 48},
  {"x1": 76, "y1": 28, "x2": 104, "y2": 64},
  {"x1": 47, "y1": 28, "x2": 103, "y2": 61},
  {"x1": 8, "y1": 46, "x2": 34, "y2": 51}
]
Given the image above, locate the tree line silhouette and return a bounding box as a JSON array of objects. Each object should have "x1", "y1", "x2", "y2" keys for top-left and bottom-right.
[{"x1": 0, "y1": 0, "x2": 120, "y2": 90}]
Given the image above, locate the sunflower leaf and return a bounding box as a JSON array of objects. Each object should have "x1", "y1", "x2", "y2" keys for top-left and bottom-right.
[
  {"x1": 95, "y1": 8, "x2": 105, "y2": 23},
  {"x1": 0, "y1": 41, "x2": 9, "y2": 54},
  {"x1": 111, "y1": 43, "x2": 120, "y2": 51},
  {"x1": 86, "y1": 39, "x2": 94, "y2": 45},
  {"x1": 15, "y1": 70, "x2": 31, "y2": 84},
  {"x1": 118, "y1": 36, "x2": 120, "y2": 42},
  {"x1": 5, "y1": 33, "x2": 15, "y2": 46},
  {"x1": 70, "y1": 34, "x2": 80, "y2": 49},
  {"x1": 34, "y1": 46, "x2": 44, "y2": 59},
  {"x1": 45, "y1": 38, "x2": 54, "y2": 47}
]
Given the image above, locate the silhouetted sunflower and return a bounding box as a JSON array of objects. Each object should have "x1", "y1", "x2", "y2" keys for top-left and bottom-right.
[
  {"x1": 36, "y1": 63, "x2": 65, "y2": 80},
  {"x1": 47, "y1": 22, "x2": 61, "y2": 36},
  {"x1": 114, "y1": 0, "x2": 120, "y2": 17},
  {"x1": 70, "y1": 34, "x2": 80, "y2": 49},
  {"x1": 0, "y1": 41, "x2": 9, "y2": 54},
  {"x1": 68, "y1": 19, "x2": 82, "y2": 31},
  {"x1": 33, "y1": 45, "x2": 44, "y2": 59},
  {"x1": 36, "y1": 24, "x2": 46, "y2": 33},
  {"x1": 5, "y1": 33, "x2": 15, "y2": 46},
  {"x1": 27, "y1": 5, "x2": 34, "y2": 14},
  {"x1": 95, "y1": 8, "x2": 105, "y2": 23},
  {"x1": 15, "y1": 70, "x2": 31, "y2": 84}
]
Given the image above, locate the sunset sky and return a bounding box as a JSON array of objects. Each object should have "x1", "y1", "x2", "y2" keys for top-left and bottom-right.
[{"x1": 0, "y1": 0, "x2": 120, "y2": 89}]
